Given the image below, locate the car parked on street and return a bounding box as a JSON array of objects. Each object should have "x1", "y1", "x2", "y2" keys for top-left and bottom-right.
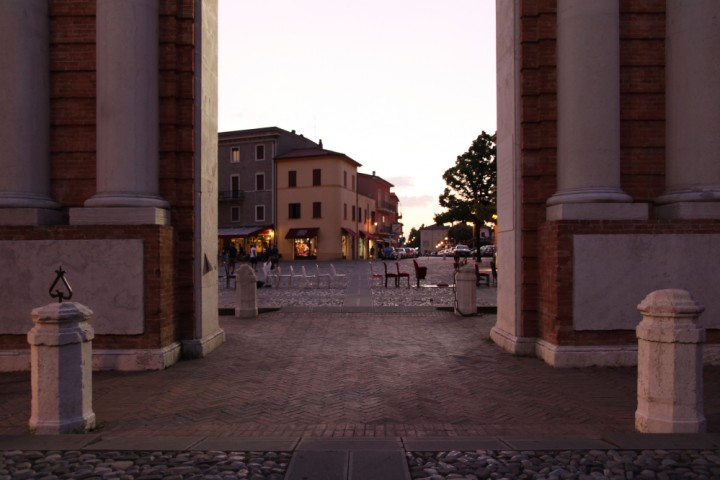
[
  {"x1": 379, "y1": 246, "x2": 396, "y2": 260},
  {"x1": 452, "y1": 245, "x2": 472, "y2": 257}
]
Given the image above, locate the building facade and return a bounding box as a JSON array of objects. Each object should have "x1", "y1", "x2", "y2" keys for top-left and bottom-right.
[
  {"x1": 275, "y1": 147, "x2": 365, "y2": 261},
  {"x1": 495, "y1": 0, "x2": 720, "y2": 367},
  {"x1": 419, "y1": 224, "x2": 449, "y2": 255},
  {"x1": 0, "y1": 0, "x2": 222, "y2": 371},
  {"x1": 217, "y1": 127, "x2": 319, "y2": 256},
  {"x1": 357, "y1": 172, "x2": 402, "y2": 249}
]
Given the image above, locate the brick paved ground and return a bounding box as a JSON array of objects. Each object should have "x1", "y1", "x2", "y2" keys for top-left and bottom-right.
[{"x1": 2, "y1": 257, "x2": 720, "y2": 439}]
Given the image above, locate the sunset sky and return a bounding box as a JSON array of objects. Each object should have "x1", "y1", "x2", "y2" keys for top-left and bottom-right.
[{"x1": 217, "y1": 0, "x2": 497, "y2": 232}]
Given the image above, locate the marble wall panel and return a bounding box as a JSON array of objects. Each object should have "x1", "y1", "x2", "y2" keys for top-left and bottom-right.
[
  {"x1": 0, "y1": 239, "x2": 144, "y2": 335},
  {"x1": 574, "y1": 234, "x2": 720, "y2": 330}
]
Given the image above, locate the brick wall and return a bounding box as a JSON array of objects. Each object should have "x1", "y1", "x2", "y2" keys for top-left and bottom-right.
[{"x1": 0, "y1": 0, "x2": 201, "y2": 355}]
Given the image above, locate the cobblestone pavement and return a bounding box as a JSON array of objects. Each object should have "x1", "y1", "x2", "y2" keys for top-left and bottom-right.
[{"x1": 4, "y1": 257, "x2": 720, "y2": 479}]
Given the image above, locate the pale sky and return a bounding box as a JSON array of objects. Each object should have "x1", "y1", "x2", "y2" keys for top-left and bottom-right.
[{"x1": 218, "y1": 0, "x2": 497, "y2": 234}]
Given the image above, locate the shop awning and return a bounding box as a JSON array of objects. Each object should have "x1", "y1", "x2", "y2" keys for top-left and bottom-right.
[
  {"x1": 218, "y1": 226, "x2": 268, "y2": 238},
  {"x1": 360, "y1": 231, "x2": 377, "y2": 240},
  {"x1": 341, "y1": 227, "x2": 358, "y2": 237},
  {"x1": 285, "y1": 227, "x2": 319, "y2": 239}
]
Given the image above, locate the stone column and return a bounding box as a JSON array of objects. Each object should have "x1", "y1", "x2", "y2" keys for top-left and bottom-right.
[
  {"x1": 70, "y1": 0, "x2": 169, "y2": 226},
  {"x1": 655, "y1": 0, "x2": 720, "y2": 219},
  {"x1": 27, "y1": 302, "x2": 96, "y2": 434},
  {"x1": 636, "y1": 289, "x2": 706, "y2": 433},
  {"x1": 547, "y1": 0, "x2": 647, "y2": 221},
  {"x1": 0, "y1": 0, "x2": 62, "y2": 225}
]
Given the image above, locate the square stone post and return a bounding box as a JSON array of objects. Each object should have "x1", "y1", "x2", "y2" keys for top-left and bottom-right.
[
  {"x1": 235, "y1": 264, "x2": 258, "y2": 318},
  {"x1": 635, "y1": 289, "x2": 706, "y2": 433},
  {"x1": 27, "y1": 302, "x2": 96, "y2": 434}
]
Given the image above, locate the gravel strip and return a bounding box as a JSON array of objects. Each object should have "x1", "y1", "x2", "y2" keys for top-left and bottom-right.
[
  {"x1": 0, "y1": 450, "x2": 291, "y2": 480},
  {"x1": 407, "y1": 449, "x2": 720, "y2": 480}
]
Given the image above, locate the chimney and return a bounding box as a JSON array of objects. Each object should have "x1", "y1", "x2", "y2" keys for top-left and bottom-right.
[
  {"x1": 372, "y1": 170, "x2": 376, "y2": 176},
  {"x1": 319, "y1": 139, "x2": 323, "y2": 148}
]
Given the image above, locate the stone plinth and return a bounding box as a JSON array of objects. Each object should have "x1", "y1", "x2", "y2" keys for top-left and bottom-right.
[
  {"x1": 635, "y1": 289, "x2": 706, "y2": 433},
  {"x1": 235, "y1": 264, "x2": 258, "y2": 318},
  {"x1": 27, "y1": 302, "x2": 96, "y2": 434},
  {"x1": 454, "y1": 265, "x2": 476, "y2": 316}
]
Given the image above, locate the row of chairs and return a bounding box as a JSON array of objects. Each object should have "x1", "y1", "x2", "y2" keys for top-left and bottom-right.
[
  {"x1": 369, "y1": 261, "x2": 412, "y2": 288},
  {"x1": 265, "y1": 264, "x2": 346, "y2": 288}
]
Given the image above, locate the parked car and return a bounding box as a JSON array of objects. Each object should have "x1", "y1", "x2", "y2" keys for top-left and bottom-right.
[
  {"x1": 480, "y1": 245, "x2": 496, "y2": 257},
  {"x1": 379, "y1": 246, "x2": 396, "y2": 260},
  {"x1": 400, "y1": 247, "x2": 415, "y2": 259},
  {"x1": 453, "y1": 244, "x2": 472, "y2": 257}
]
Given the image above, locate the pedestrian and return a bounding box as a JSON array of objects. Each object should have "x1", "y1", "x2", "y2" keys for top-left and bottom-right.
[
  {"x1": 228, "y1": 243, "x2": 238, "y2": 273},
  {"x1": 370, "y1": 246, "x2": 375, "y2": 258},
  {"x1": 249, "y1": 244, "x2": 257, "y2": 270},
  {"x1": 268, "y1": 244, "x2": 279, "y2": 269}
]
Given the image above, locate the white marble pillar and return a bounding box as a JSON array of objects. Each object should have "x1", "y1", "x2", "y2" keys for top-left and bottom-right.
[
  {"x1": 71, "y1": 0, "x2": 169, "y2": 225},
  {"x1": 0, "y1": 0, "x2": 62, "y2": 225},
  {"x1": 547, "y1": 0, "x2": 646, "y2": 221},
  {"x1": 655, "y1": 0, "x2": 720, "y2": 219}
]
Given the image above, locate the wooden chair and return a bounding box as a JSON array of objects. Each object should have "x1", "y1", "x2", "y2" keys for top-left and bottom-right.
[
  {"x1": 475, "y1": 263, "x2": 490, "y2": 287},
  {"x1": 412, "y1": 260, "x2": 427, "y2": 288},
  {"x1": 396, "y1": 262, "x2": 410, "y2": 288},
  {"x1": 315, "y1": 264, "x2": 331, "y2": 288},
  {"x1": 383, "y1": 262, "x2": 398, "y2": 288},
  {"x1": 368, "y1": 261, "x2": 384, "y2": 287}
]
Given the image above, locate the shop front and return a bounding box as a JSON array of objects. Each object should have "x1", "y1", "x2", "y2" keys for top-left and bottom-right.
[
  {"x1": 219, "y1": 226, "x2": 275, "y2": 260},
  {"x1": 341, "y1": 227, "x2": 357, "y2": 260},
  {"x1": 285, "y1": 228, "x2": 319, "y2": 260}
]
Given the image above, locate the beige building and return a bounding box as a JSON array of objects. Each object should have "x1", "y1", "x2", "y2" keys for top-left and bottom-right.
[
  {"x1": 419, "y1": 224, "x2": 449, "y2": 255},
  {"x1": 275, "y1": 147, "x2": 367, "y2": 261}
]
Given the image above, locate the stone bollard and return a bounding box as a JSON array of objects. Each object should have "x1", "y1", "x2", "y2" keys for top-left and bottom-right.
[
  {"x1": 454, "y1": 264, "x2": 477, "y2": 316},
  {"x1": 635, "y1": 289, "x2": 706, "y2": 433},
  {"x1": 235, "y1": 264, "x2": 258, "y2": 318},
  {"x1": 27, "y1": 302, "x2": 96, "y2": 434}
]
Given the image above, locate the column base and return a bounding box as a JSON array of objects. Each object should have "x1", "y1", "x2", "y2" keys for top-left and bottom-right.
[
  {"x1": 69, "y1": 207, "x2": 170, "y2": 226},
  {"x1": 29, "y1": 412, "x2": 96, "y2": 435},
  {"x1": 654, "y1": 202, "x2": 720, "y2": 220},
  {"x1": 489, "y1": 326, "x2": 536, "y2": 356},
  {"x1": 182, "y1": 328, "x2": 226, "y2": 360},
  {"x1": 0, "y1": 207, "x2": 65, "y2": 225},
  {"x1": 546, "y1": 202, "x2": 649, "y2": 221}
]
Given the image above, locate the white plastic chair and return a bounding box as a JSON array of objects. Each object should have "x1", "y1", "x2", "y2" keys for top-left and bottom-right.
[
  {"x1": 315, "y1": 264, "x2": 331, "y2": 288},
  {"x1": 275, "y1": 265, "x2": 292, "y2": 287},
  {"x1": 330, "y1": 264, "x2": 347, "y2": 287},
  {"x1": 289, "y1": 265, "x2": 304, "y2": 287},
  {"x1": 301, "y1": 265, "x2": 316, "y2": 288}
]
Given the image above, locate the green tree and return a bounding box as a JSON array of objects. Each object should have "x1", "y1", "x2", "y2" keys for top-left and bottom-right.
[
  {"x1": 406, "y1": 227, "x2": 421, "y2": 249},
  {"x1": 434, "y1": 131, "x2": 496, "y2": 252},
  {"x1": 447, "y1": 223, "x2": 472, "y2": 245}
]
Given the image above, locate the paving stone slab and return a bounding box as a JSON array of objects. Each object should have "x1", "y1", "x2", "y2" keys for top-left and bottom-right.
[
  {"x1": 192, "y1": 436, "x2": 299, "y2": 451},
  {"x1": 500, "y1": 436, "x2": 614, "y2": 451},
  {"x1": 286, "y1": 450, "x2": 348, "y2": 480},
  {"x1": 403, "y1": 437, "x2": 508, "y2": 452},
  {"x1": 350, "y1": 450, "x2": 411, "y2": 480},
  {"x1": 602, "y1": 433, "x2": 719, "y2": 450},
  {"x1": 297, "y1": 437, "x2": 403, "y2": 451},
  {"x1": 86, "y1": 435, "x2": 202, "y2": 451},
  {"x1": 0, "y1": 434, "x2": 102, "y2": 451}
]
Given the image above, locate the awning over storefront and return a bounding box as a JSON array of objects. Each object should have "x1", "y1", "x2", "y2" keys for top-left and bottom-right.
[
  {"x1": 360, "y1": 231, "x2": 377, "y2": 240},
  {"x1": 218, "y1": 226, "x2": 269, "y2": 238},
  {"x1": 341, "y1": 227, "x2": 357, "y2": 237},
  {"x1": 285, "y1": 227, "x2": 319, "y2": 239}
]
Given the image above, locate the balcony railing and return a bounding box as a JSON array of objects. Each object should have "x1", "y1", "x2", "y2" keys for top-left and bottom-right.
[{"x1": 219, "y1": 190, "x2": 244, "y2": 202}]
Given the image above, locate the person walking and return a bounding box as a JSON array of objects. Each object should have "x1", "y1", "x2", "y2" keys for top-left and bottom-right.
[{"x1": 249, "y1": 244, "x2": 257, "y2": 270}]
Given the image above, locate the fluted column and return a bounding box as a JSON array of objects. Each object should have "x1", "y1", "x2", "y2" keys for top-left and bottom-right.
[
  {"x1": 0, "y1": 0, "x2": 62, "y2": 225},
  {"x1": 71, "y1": 0, "x2": 169, "y2": 225},
  {"x1": 655, "y1": 0, "x2": 720, "y2": 219},
  {"x1": 547, "y1": 0, "x2": 646, "y2": 220}
]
